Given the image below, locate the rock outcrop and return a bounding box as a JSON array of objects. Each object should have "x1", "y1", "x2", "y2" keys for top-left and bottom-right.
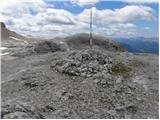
[
  {"x1": 64, "y1": 33, "x2": 127, "y2": 52},
  {"x1": 1, "y1": 22, "x2": 6, "y2": 28},
  {"x1": 34, "y1": 41, "x2": 61, "y2": 53},
  {"x1": 51, "y1": 49, "x2": 113, "y2": 77},
  {"x1": 32, "y1": 33, "x2": 127, "y2": 55},
  {"x1": 1, "y1": 22, "x2": 26, "y2": 41}
]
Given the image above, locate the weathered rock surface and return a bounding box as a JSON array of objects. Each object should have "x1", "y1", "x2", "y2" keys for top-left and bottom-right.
[
  {"x1": 51, "y1": 49, "x2": 113, "y2": 77},
  {"x1": 3, "y1": 32, "x2": 127, "y2": 59},
  {"x1": 34, "y1": 41, "x2": 62, "y2": 53},
  {"x1": 1, "y1": 48, "x2": 158, "y2": 119}
]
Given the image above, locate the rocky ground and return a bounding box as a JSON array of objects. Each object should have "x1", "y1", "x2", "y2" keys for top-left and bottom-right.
[
  {"x1": 1, "y1": 45, "x2": 159, "y2": 118},
  {"x1": 1, "y1": 24, "x2": 159, "y2": 118}
]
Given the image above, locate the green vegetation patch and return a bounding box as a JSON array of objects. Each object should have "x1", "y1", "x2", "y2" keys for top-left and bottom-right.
[{"x1": 111, "y1": 63, "x2": 131, "y2": 74}]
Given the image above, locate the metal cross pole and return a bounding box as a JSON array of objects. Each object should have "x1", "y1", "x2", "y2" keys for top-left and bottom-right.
[{"x1": 90, "y1": 7, "x2": 93, "y2": 49}]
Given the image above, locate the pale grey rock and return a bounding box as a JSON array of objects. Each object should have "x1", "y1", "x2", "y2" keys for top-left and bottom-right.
[
  {"x1": 1, "y1": 47, "x2": 158, "y2": 119},
  {"x1": 3, "y1": 112, "x2": 29, "y2": 119},
  {"x1": 51, "y1": 49, "x2": 113, "y2": 78},
  {"x1": 94, "y1": 79, "x2": 100, "y2": 84},
  {"x1": 116, "y1": 75, "x2": 123, "y2": 83}
]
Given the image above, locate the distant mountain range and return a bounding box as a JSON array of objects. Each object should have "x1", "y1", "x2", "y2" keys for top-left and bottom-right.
[
  {"x1": 114, "y1": 37, "x2": 159, "y2": 54},
  {"x1": 1, "y1": 22, "x2": 159, "y2": 54}
]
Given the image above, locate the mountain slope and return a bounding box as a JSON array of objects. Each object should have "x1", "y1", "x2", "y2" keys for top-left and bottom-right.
[
  {"x1": 31, "y1": 33, "x2": 127, "y2": 54},
  {"x1": 63, "y1": 33, "x2": 127, "y2": 52},
  {"x1": 114, "y1": 37, "x2": 159, "y2": 54},
  {"x1": 1, "y1": 22, "x2": 41, "y2": 48},
  {"x1": 1, "y1": 22, "x2": 26, "y2": 41},
  {"x1": 1, "y1": 22, "x2": 30, "y2": 47}
]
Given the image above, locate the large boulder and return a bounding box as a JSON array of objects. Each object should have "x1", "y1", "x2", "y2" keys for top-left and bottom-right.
[{"x1": 34, "y1": 41, "x2": 62, "y2": 53}]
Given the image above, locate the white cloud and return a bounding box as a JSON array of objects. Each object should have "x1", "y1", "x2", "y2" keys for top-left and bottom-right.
[
  {"x1": 78, "y1": 6, "x2": 154, "y2": 24},
  {"x1": 114, "y1": 0, "x2": 158, "y2": 4},
  {"x1": 1, "y1": 0, "x2": 94, "y2": 38},
  {"x1": 94, "y1": 23, "x2": 136, "y2": 37},
  {"x1": 45, "y1": 8, "x2": 76, "y2": 25},
  {"x1": 110, "y1": 23, "x2": 136, "y2": 29},
  {"x1": 1, "y1": 0, "x2": 46, "y2": 13},
  {"x1": 0, "y1": 0, "x2": 156, "y2": 38},
  {"x1": 144, "y1": 27, "x2": 150, "y2": 30},
  {"x1": 71, "y1": 0, "x2": 99, "y2": 6},
  {"x1": 70, "y1": 0, "x2": 158, "y2": 6}
]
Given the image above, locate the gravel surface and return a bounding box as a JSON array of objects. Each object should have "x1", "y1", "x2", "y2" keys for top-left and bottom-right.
[{"x1": 1, "y1": 48, "x2": 159, "y2": 119}]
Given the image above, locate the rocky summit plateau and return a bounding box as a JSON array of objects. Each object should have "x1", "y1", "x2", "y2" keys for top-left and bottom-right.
[{"x1": 1, "y1": 23, "x2": 159, "y2": 119}]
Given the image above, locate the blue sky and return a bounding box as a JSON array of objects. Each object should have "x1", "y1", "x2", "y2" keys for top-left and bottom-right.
[{"x1": 1, "y1": 0, "x2": 159, "y2": 38}]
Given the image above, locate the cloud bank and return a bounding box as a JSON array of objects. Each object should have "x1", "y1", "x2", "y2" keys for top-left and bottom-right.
[
  {"x1": 114, "y1": 0, "x2": 158, "y2": 4},
  {"x1": 0, "y1": 0, "x2": 157, "y2": 38},
  {"x1": 71, "y1": 0, "x2": 99, "y2": 6}
]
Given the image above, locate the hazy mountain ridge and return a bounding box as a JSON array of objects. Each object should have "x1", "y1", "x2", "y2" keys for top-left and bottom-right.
[
  {"x1": 63, "y1": 33, "x2": 127, "y2": 51},
  {"x1": 114, "y1": 37, "x2": 159, "y2": 54}
]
